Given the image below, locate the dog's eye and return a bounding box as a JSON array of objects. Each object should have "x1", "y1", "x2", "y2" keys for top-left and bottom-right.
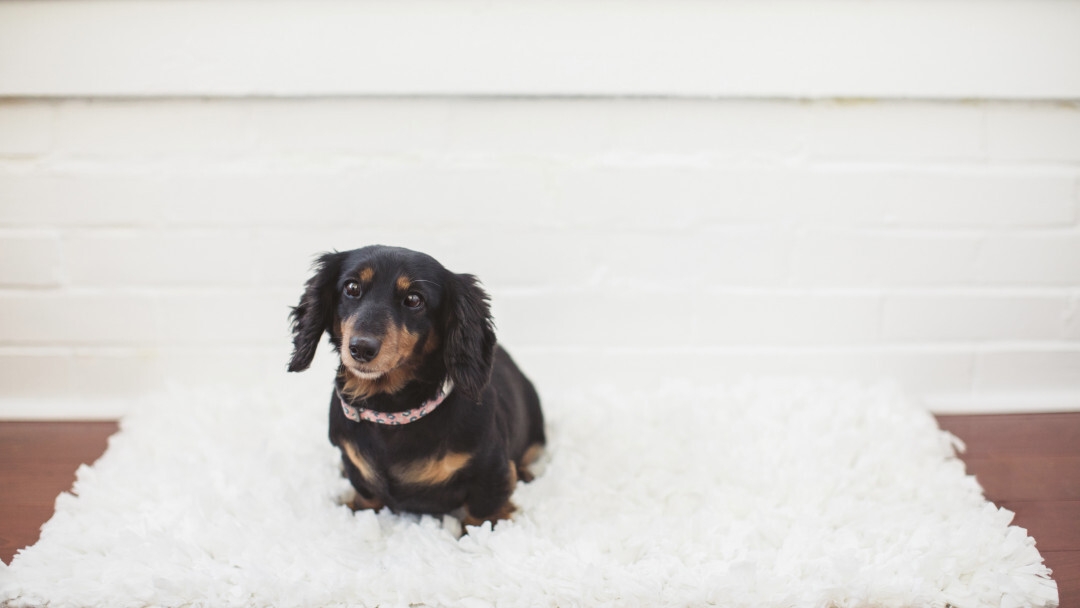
[
  {"x1": 403, "y1": 293, "x2": 424, "y2": 310},
  {"x1": 343, "y1": 281, "x2": 361, "y2": 299}
]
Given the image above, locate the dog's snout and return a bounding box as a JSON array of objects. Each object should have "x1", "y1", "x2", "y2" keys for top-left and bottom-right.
[{"x1": 349, "y1": 336, "x2": 382, "y2": 363}]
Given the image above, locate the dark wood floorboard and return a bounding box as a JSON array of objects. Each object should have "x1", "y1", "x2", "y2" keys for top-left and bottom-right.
[
  {"x1": 936, "y1": 413, "x2": 1080, "y2": 459},
  {"x1": 1043, "y1": 552, "x2": 1080, "y2": 604},
  {"x1": 938, "y1": 413, "x2": 1080, "y2": 607},
  {"x1": 0, "y1": 421, "x2": 117, "y2": 564},
  {"x1": 1, "y1": 414, "x2": 1077, "y2": 606}
]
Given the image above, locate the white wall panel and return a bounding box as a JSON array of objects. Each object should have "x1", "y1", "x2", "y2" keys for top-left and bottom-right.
[
  {"x1": 0, "y1": 1, "x2": 1078, "y2": 416},
  {"x1": 1, "y1": 1, "x2": 1078, "y2": 99}
]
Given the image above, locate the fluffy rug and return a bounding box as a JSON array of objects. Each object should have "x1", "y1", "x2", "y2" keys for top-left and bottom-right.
[{"x1": 0, "y1": 378, "x2": 1058, "y2": 608}]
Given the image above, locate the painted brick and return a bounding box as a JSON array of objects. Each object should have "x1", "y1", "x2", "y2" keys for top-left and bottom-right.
[
  {"x1": 808, "y1": 101, "x2": 985, "y2": 163},
  {"x1": 784, "y1": 169, "x2": 1077, "y2": 227},
  {"x1": 974, "y1": 349, "x2": 1080, "y2": 393},
  {"x1": 1, "y1": 95, "x2": 1079, "y2": 414},
  {"x1": 584, "y1": 228, "x2": 792, "y2": 288},
  {"x1": 250, "y1": 99, "x2": 451, "y2": 155},
  {"x1": 0, "y1": 293, "x2": 157, "y2": 345},
  {"x1": 39, "y1": 98, "x2": 807, "y2": 163},
  {"x1": 66, "y1": 351, "x2": 162, "y2": 398},
  {"x1": 0, "y1": 232, "x2": 62, "y2": 286},
  {"x1": 250, "y1": 98, "x2": 809, "y2": 163},
  {"x1": 440, "y1": 98, "x2": 808, "y2": 162},
  {"x1": 987, "y1": 103, "x2": 1080, "y2": 163},
  {"x1": 516, "y1": 349, "x2": 975, "y2": 399},
  {"x1": 790, "y1": 230, "x2": 981, "y2": 287},
  {"x1": 494, "y1": 291, "x2": 880, "y2": 348},
  {"x1": 251, "y1": 230, "x2": 363, "y2": 289},
  {"x1": 0, "y1": 102, "x2": 52, "y2": 156},
  {"x1": 0, "y1": 175, "x2": 164, "y2": 227},
  {"x1": 0, "y1": 352, "x2": 72, "y2": 399},
  {"x1": 543, "y1": 167, "x2": 1078, "y2": 229},
  {"x1": 602, "y1": 99, "x2": 808, "y2": 161},
  {"x1": 155, "y1": 171, "x2": 555, "y2": 230},
  {"x1": 253, "y1": 228, "x2": 494, "y2": 289},
  {"x1": 0, "y1": 346, "x2": 332, "y2": 417},
  {"x1": 90, "y1": 165, "x2": 1078, "y2": 232},
  {"x1": 64, "y1": 231, "x2": 260, "y2": 287},
  {"x1": 431, "y1": 229, "x2": 607, "y2": 289},
  {"x1": 156, "y1": 292, "x2": 293, "y2": 345},
  {"x1": 259, "y1": 224, "x2": 618, "y2": 292},
  {"x1": 153, "y1": 347, "x2": 322, "y2": 389},
  {"x1": 869, "y1": 351, "x2": 976, "y2": 398},
  {"x1": 443, "y1": 100, "x2": 618, "y2": 161},
  {"x1": 883, "y1": 294, "x2": 1074, "y2": 341},
  {"x1": 975, "y1": 233, "x2": 1080, "y2": 286},
  {"x1": 0, "y1": 351, "x2": 158, "y2": 417},
  {"x1": 53, "y1": 99, "x2": 253, "y2": 156},
  {"x1": 4, "y1": 167, "x2": 1069, "y2": 240},
  {"x1": 247, "y1": 98, "x2": 813, "y2": 173},
  {"x1": 1067, "y1": 294, "x2": 1080, "y2": 340}
]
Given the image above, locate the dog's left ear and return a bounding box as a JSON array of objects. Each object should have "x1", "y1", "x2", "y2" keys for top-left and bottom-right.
[
  {"x1": 443, "y1": 273, "x2": 496, "y2": 402},
  {"x1": 288, "y1": 251, "x2": 345, "y2": 372}
]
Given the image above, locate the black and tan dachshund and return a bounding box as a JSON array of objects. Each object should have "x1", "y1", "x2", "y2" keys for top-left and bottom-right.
[{"x1": 288, "y1": 245, "x2": 545, "y2": 526}]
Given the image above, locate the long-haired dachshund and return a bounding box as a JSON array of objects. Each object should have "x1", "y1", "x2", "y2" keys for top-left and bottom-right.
[{"x1": 288, "y1": 245, "x2": 545, "y2": 526}]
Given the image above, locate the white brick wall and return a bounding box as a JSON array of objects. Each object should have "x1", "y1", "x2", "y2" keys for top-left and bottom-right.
[
  {"x1": 1, "y1": 97, "x2": 1077, "y2": 417},
  {"x1": 1, "y1": 2, "x2": 1078, "y2": 417}
]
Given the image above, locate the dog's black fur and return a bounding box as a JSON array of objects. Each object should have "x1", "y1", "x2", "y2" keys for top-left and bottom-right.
[{"x1": 288, "y1": 245, "x2": 544, "y2": 525}]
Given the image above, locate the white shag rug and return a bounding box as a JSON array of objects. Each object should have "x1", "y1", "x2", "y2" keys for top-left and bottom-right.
[{"x1": 0, "y1": 378, "x2": 1058, "y2": 608}]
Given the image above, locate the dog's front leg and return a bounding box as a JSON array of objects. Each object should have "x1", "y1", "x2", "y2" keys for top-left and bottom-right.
[
  {"x1": 339, "y1": 442, "x2": 386, "y2": 511},
  {"x1": 461, "y1": 458, "x2": 518, "y2": 527}
]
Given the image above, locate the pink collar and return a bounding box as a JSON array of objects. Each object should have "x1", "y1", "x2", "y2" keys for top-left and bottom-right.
[{"x1": 336, "y1": 379, "x2": 454, "y2": 425}]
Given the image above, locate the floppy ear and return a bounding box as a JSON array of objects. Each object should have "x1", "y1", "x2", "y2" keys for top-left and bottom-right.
[
  {"x1": 288, "y1": 252, "x2": 345, "y2": 372},
  {"x1": 443, "y1": 273, "x2": 496, "y2": 402}
]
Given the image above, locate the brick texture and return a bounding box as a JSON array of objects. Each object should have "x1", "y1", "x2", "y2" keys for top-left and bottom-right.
[{"x1": 0, "y1": 98, "x2": 1078, "y2": 416}]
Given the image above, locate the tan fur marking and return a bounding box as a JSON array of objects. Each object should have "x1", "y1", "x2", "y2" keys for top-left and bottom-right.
[
  {"x1": 422, "y1": 332, "x2": 440, "y2": 355},
  {"x1": 515, "y1": 443, "x2": 543, "y2": 483},
  {"x1": 520, "y1": 444, "x2": 543, "y2": 468},
  {"x1": 359, "y1": 267, "x2": 374, "y2": 282},
  {"x1": 396, "y1": 275, "x2": 411, "y2": 292},
  {"x1": 339, "y1": 322, "x2": 424, "y2": 398},
  {"x1": 392, "y1": 451, "x2": 472, "y2": 485},
  {"x1": 393, "y1": 326, "x2": 420, "y2": 360},
  {"x1": 507, "y1": 459, "x2": 519, "y2": 487},
  {"x1": 342, "y1": 442, "x2": 380, "y2": 484},
  {"x1": 463, "y1": 501, "x2": 516, "y2": 527},
  {"x1": 462, "y1": 462, "x2": 520, "y2": 527},
  {"x1": 349, "y1": 493, "x2": 384, "y2": 512}
]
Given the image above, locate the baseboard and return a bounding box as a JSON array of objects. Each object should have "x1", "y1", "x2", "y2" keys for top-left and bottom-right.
[{"x1": 924, "y1": 391, "x2": 1080, "y2": 415}]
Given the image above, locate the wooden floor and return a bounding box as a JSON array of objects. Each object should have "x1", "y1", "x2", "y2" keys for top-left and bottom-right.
[
  {"x1": 936, "y1": 413, "x2": 1080, "y2": 607},
  {"x1": 1, "y1": 414, "x2": 1078, "y2": 605}
]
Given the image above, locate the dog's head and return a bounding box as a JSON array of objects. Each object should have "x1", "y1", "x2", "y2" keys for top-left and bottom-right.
[{"x1": 288, "y1": 246, "x2": 496, "y2": 401}]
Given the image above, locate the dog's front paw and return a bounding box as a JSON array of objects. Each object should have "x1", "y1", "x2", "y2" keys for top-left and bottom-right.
[
  {"x1": 348, "y1": 491, "x2": 385, "y2": 512},
  {"x1": 461, "y1": 500, "x2": 516, "y2": 529}
]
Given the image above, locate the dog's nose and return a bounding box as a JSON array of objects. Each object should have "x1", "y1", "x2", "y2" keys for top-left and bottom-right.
[{"x1": 348, "y1": 336, "x2": 381, "y2": 363}]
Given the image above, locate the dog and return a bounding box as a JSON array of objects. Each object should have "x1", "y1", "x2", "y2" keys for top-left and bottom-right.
[{"x1": 288, "y1": 245, "x2": 545, "y2": 526}]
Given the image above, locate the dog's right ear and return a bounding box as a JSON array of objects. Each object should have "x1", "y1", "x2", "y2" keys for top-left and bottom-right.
[
  {"x1": 288, "y1": 251, "x2": 345, "y2": 372},
  {"x1": 442, "y1": 273, "x2": 496, "y2": 402}
]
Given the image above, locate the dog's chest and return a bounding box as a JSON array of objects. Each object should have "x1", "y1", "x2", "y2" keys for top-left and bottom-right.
[{"x1": 343, "y1": 428, "x2": 472, "y2": 491}]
